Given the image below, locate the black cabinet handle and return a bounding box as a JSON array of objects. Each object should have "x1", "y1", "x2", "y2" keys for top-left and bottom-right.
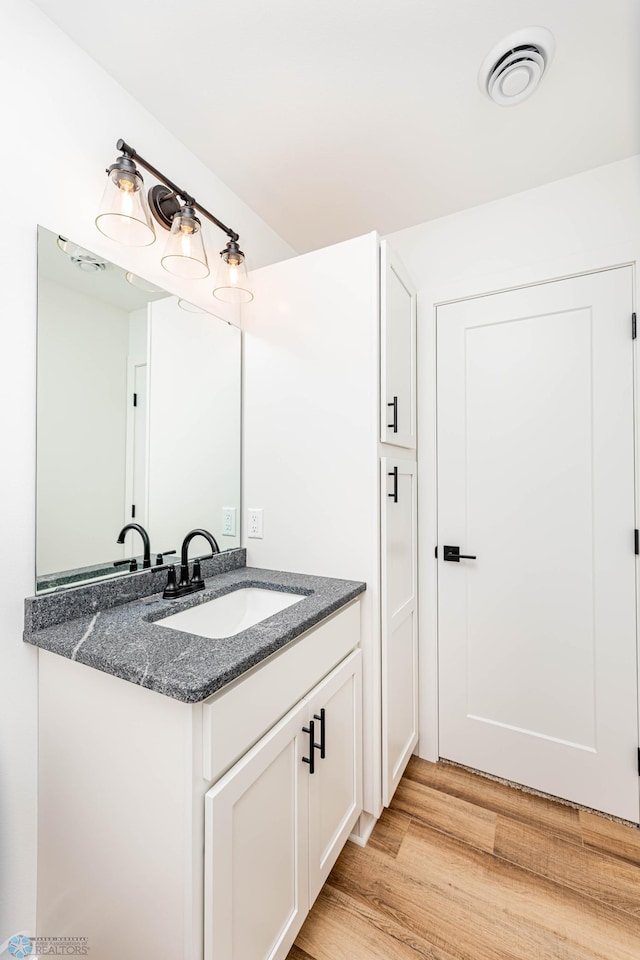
[
  {"x1": 443, "y1": 545, "x2": 477, "y2": 562},
  {"x1": 387, "y1": 396, "x2": 398, "y2": 432},
  {"x1": 388, "y1": 466, "x2": 398, "y2": 503},
  {"x1": 313, "y1": 708, "x2": 326, "y2": 759},
  {"x1": 302, "y1": 719, "x2": 316, "y2": 774}
]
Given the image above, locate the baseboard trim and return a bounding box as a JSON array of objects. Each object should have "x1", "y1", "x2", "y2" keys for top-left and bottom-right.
[{"x1": 349, "y1": 811, "x2": 377, "y2": 846}]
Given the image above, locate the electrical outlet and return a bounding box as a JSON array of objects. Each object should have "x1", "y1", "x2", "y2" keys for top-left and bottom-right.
[
  {"x1": 247, "y1": 508, "x2": 264, "y2": 539},
  {"x1": 222, "y1": 507, "x2": 237, "y2": 537}
]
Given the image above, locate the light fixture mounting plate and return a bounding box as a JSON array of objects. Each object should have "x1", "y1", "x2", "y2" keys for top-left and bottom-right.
[{"x1": 148, "y1": 184, "x2": 182, "y2": 230}]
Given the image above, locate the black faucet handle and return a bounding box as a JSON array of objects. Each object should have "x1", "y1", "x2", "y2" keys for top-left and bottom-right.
[
  {"x1": 155, "y1": 550, "x2": 176, "y2": 566},
  {"x1": 178, "y1": 562, "x2": 191, "y2": 590},
  {"x1": 114, "y1": 557, "x2": 138, "y2": 572},
  {"x1": 162, "y1": 564, "x2": 180, "y2": 599},
  {"x1": 190, "y1": 559, "x2": 204, "y2": 587}
]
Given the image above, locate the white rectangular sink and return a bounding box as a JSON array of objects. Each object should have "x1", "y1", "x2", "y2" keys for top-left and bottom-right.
[{"x1": 155, "y1": 587, "x2": 304, "y2": 639}]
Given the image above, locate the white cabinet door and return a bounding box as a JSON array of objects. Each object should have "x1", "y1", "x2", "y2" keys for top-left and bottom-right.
[
  {"x1": 307, "y1": 650, "x2": 362, "y2": 905},
  {"x1": 380, "y1": 241, "x2": 417, "y2": 449},
  {"x1": 204, "y1": 700, "x2": 310, "y2": 960},
  {"x1": 381, "y1": 458, "x2": 418, "y2": 805}
]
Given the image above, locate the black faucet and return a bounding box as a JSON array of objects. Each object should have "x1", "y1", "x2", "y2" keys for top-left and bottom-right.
[
  {"x1": 116, "y1": 523, "x2": 152, "y2": 569},
  {"x1": 163, "y1": 528, "x2": 220, "y2": 599}
]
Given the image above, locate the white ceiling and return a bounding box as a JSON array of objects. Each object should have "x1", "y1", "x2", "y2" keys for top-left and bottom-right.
[{"x1": 31, "y1": 0, "x2": 640, "y2": 253}]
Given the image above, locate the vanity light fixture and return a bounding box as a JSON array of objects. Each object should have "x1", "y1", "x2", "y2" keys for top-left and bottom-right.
[
  {"x1": 213, "y1": 240, "x2": 253, "y2": 304},
  {"x1": 160, "y1": 203, "x2": 209, "y2": 280},
  {"x1": 95, "y1": 151, "x2": 155, "y2": 246},
  {"x1": 96, "y1": 139, "x2": 253, "y2": 302}
]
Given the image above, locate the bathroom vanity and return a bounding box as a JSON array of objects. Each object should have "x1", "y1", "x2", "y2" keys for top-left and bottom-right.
[{"x1": 25, "y1": 555, "x2": 365, "y2": 960}]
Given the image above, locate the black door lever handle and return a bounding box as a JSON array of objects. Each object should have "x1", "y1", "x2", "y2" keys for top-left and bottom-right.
[{"x1": 443, "y1": 545, "x2": 477, "y2": 562}]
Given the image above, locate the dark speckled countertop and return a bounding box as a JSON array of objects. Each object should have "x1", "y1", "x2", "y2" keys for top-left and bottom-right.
[{"x1": 24, "y1": 564, "x2": 366, "y2": 703}]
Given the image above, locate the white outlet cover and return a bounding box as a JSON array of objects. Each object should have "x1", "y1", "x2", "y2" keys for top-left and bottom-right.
[
  {"x1": 248, "y1": 508, "x2": 264, "y2": 539},
  {"x1": 222, "y1": 506, "x2": 237, "y2": 537}
]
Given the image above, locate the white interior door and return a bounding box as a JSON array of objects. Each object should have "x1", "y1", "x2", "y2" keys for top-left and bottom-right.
[
  {"x1": 437, "y1": 266, "x2": 639, "y2": 822},
  {"x1": 381, "y1": 457, "x2": 418, "y2": 805},
  {"x1": 380, "y1": 241, "x2": 417, "y2": 449}
]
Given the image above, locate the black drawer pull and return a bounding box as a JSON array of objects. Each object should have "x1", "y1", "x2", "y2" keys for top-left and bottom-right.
[
  {"x1": 387, "y1": 395, "x2": 398, "y2": 432},
  {"x1": 302, "y1": 719, "x2": 316, "y2": 774},
  {"x1": 388, "y1": 466, "x2": 398, "y2": 503},
  {"x1": 313, "y1": 708, "x2": 326, "y2": 759}
]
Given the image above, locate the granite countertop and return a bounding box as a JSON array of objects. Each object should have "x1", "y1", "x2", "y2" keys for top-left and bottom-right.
[{"x1": 24, "y1": 565, "x2": 366, "y2": 703}]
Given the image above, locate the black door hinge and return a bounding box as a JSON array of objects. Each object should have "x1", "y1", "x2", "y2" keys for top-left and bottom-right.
[
  {"x1": 637, "y1": 747, "x2": 640, "y2": 776},
  {"x1": 635, "y1": 530, "x2": 639, "y2": 555},
  {"x1": 434, "y1": 546, "x2": 438, "y2": 559},
  {"x1": 133, "y1": 392, "x2": 138, "y2": 407},
  {"x1": 131, "y1": 504, "x2": 136, "y2": 519},
  {"x1": 633, "y1": 313, "x2": 637, "y2": 339}
]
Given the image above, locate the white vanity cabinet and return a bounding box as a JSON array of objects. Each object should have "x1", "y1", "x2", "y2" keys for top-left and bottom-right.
[
  {"x1": 36, "y1": 599, "x2": 362, "y2": 960},
  {"x1": 204, "y1": 650, "x2": 362, "y2": 960}
]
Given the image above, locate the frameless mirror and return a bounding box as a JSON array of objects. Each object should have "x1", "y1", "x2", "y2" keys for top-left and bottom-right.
[{"x1": 36, "y1": 226, "x2": 241, "y2": 593}]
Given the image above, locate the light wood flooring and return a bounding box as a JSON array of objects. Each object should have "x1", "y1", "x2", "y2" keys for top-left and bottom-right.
[{"x1": 288, "y1": 756, "x2": 640, "y2": 960}]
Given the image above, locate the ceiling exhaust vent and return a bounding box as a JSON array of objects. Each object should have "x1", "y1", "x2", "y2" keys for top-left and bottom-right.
[{"x1": 479, "y1": 27, "x2": 555, "y2": 106}]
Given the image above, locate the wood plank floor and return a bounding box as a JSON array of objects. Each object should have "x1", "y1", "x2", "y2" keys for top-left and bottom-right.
[{"x1": 288, "y1": 757, "x2": 640, "y2": 960}]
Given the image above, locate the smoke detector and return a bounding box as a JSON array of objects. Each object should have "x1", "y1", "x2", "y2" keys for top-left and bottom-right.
[{"x1": 479, "y1": 27, "x2": 555, "y2": 106}]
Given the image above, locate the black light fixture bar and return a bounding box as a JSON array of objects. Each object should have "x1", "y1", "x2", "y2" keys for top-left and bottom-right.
[{"x1": 116, "y1": 138, "x2": 239, "y2": 242}]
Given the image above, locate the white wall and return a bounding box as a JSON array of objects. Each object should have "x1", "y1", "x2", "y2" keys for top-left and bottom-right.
[
  {"x1": 386, "y1": 154, "x2": 640, "y2": 760},
  {"x1": 0, "y1": 0, "x2": 294, "y2": 940},
  {"x1": 37, "y1": 276, "x2": 129, "y2": 574}
]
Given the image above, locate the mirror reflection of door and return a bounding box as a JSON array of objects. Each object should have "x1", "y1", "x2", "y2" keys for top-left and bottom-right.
[
  {"x1": 124, "y1": 353, "x2": 149, "y2": 559},
  {"x1": 131, "y1": 364, "x2": 148, "y2": 532}
]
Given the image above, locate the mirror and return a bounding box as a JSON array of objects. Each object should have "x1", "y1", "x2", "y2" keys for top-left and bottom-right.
[{"x1": 36, "y1": 226, "x2": 241, "y2": 593}]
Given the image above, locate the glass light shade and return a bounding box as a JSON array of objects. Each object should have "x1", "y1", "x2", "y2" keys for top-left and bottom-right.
[
  {"x1": 160, "y1": 207, "x2": 209, "y2": 280},
  {"x1": 95, "y1": 167, "x2": 155, "y2": 246},
  {"x1": 213, "y1": 250, "x2": 253, "y2": 304},
  {"x1": 125, "y1": 272, "x2": 164, "y2": 294},
  {"x1": 177, "y1": 299, "x2": 207, "y2": 313},
  {"x1": 57, "y1": 236, "x2": 98, "y2": 260}
]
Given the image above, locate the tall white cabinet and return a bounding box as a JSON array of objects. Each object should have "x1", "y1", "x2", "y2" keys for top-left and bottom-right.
[
  {"x1": 243, "y1": 233, "x2": 417, "y2": 818},
  {"x1": 380, "y1": 242, "x2": 417, "y2": 450}
]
